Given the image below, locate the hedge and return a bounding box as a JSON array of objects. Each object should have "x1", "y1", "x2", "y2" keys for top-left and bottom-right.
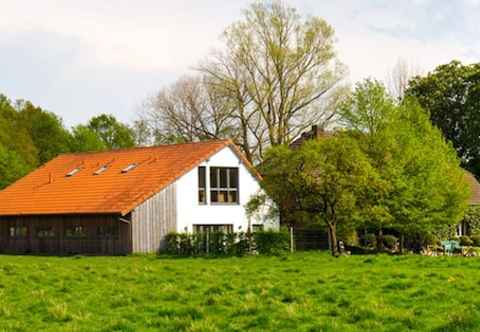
[{"x1": 164, "y1": 230, "x2": 289, "y2": 256}]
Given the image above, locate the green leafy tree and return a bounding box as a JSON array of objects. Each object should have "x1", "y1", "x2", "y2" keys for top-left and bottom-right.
[
  {"x1": 259, "y1": 136, "x2": 381, "y2": 256},
  {"x1": 17, "y1": 101, "x2": 72, "y2": 164},
  {"x1": 406, "y1": 61, "x2": 480, "y2": 176},
  {"x1": 342, "y1": 80, "x2": 470, "y2": 250},
  {"x1": 70, "y1": 125, "x2": 107, "y2": 152},
  {"x1": 87, "y1": 114, "x2": 135, "y2": 150}
]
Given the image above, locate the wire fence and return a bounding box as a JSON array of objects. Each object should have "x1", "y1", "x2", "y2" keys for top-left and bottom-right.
[{"x1": 292, "y1": 227, "x2": 329, "y2": 251}]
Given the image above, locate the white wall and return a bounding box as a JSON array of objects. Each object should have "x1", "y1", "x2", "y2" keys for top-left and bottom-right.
[{"x1": 175, "y1": 146, "x2": 278, "y2": 233}]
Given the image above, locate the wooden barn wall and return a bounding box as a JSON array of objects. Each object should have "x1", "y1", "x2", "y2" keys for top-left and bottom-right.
[
  {"x1": 131, "y1": 182, "x2": 177, "y2": 253},
  {"x1": 0, "y1": 214, "x2": 131, "y2": 255}
]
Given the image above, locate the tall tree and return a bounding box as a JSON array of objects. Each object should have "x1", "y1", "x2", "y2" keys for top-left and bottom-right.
[
  {"x1": 341, "y1": 80, "x2": 469, "y2": 250},
  {"x1": 259, "y1": 135, "x2": 381, "y2": 256},
  {"x1": 144, "y1": 1, "x2": 347, "y2": 163},
  {"x1": 386, "y1": 58, "x2": 422, "y2": 101},
  {"x1": 70, "y1": 125, "x2": 107, "y2": 152},
  {"x1": 87, "y1": 114, "x2": 135, "y2": 150},
  {"x1": 405, "y1": 60, "x2": 480, "y2": 176},
  {"x1": 17, "y1": 100, "x2": 72, "y2": 165}
]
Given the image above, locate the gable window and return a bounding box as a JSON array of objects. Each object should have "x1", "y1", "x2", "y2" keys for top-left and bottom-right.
[
  {"x1": 193, "y1": 224, "x2": 233, "y2": 234},
  {"x1": 65, "y1": 225, "x2": 87, "y2": 238},
  {"x1": 97, "y1": 225, "x2": 119, "y2": 239},
  {"x1": 36, "y1": 227, "x2": 55, "y2": 238},
  {"x1": 209, "y1": 167, "x2": 239, "y2": 204},
  {"x1": 198, "y1": 166, "x2": 207, "y2": 204},
  {"x1": 9, "y1": 226, "x2": 28, "y2": 238}
]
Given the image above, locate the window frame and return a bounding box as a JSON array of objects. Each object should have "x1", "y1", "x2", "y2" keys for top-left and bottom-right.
[
  {"x1": 65, "y1": 225, "x2": 87, "y2": 239},
  {"x1": 193, "y1": 224, "x2": 234, "y2": 234},
  {"x1": 198, "y1": 166, "x2": 207, "y2": 205},
  {"x1": 36, "y1": 227, "x2": 56, "y2": 239},
  {"x1": 8, "y1": 225, "x2": 28, "y2": 239},
  {"x1": 209, "y1": 167, "x2": 239, "y2": 205}
]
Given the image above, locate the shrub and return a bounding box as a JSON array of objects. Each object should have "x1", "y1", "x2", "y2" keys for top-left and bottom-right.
[
  {"x1": 362, "y1": 233, "x2": 376, "y2": 248},
  {"x1": 471, "y1": 235, "x2": 480, "y2": 247},
  {"x1": 382, "y1": 235, "x2": 398, "y2": 250},
  {"x1": 253, "y1": 230, "x2": 290, "y2": 255},
  {"x1": 423, "y1": 233, "x2": 441, "y2": 247},
  {"x1": 459, "y1": 236, "x2": 473, "y2": 246}
]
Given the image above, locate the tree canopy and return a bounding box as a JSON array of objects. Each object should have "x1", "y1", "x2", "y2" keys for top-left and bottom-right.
[{"x1": 406, "y1": 60, "x2": 480, "y2": 177}]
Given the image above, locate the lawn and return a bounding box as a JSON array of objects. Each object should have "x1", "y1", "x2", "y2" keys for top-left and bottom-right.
[{"x1": 0, "y1": 253, "x2": 479, "y2": 331}]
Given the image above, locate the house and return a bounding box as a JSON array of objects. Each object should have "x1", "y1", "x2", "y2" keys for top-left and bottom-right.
[
  {"x1": 0, "y1": 140, "x2": 277, "y2": 255},
  {"x1": 457, "y1": 171, "x2": 480, "y2": 236}
]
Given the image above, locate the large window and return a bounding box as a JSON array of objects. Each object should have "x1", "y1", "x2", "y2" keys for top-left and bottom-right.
[
  {"x1": 193, "y1": 224, "x2": 233, "y2": 234},
  {"x1": 9, "y1": 226, "x2": 28, "y2": 238},
  {"x1": 65, "y1": 225, "x2": 87, "y2": 239},
  {"x1": 198, "y1": 166, "x2": 206, "y2": 204},
  {"x1": 209, "y1": 167, "x2": 239, "y2": 204}
]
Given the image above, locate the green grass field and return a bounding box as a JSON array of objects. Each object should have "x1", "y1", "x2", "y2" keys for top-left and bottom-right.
[{"x1": 0, "y1": 253, "x2": 479, "y2": 332}]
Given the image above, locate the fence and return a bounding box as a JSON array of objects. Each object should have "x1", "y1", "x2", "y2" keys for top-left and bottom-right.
[{"x1": 292, "y1": 227, "x2": 329, "y2": 251}]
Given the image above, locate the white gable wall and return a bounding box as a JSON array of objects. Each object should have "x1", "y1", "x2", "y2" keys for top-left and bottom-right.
[{"x1": 175, "y1": 146, "x2": 278, "y2": 233}]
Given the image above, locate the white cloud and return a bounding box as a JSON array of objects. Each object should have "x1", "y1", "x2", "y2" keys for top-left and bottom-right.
[{"x1": 0, "y1": 0, "x2": 479, "y2": 126}]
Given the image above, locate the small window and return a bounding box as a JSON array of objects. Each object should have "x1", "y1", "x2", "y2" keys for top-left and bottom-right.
[
  {"x1": 93, "y1": 165, "x2": 108, "y2": 175},
  {"x1": 36, "y1": 227, "x2": 55, "y2": 238},
  {"x1": 9, "y1": 226, "x2": 28, "y2": 238},
  {"x1": 121, "y1": 163, "x2": 137, "y2": 173},
  {"x1": 66, "y1": 168, "x2": 81, "y2": 177},
  {"x1": 97, "y1": 225, "x2": 119, "y2": 239},
  {"x1": 65, "y1": 225, "x2": 87, "y2": 238},
  {"x1": 210, "y1": 167, "x2": 239, "y2": 204},
  {"x1": 193, "y1": 224, "x2": 233, "y2": 234},
  {"x1": 198, "y1": 166, "x2": 206, "y2": 204}
]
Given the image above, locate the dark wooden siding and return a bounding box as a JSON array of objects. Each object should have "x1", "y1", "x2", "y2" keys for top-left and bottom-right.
[
  {"x1": 131, "y1": 182, "x2": 177, "y2": 253},
  {"x1": 0, "y1": 214, "x2": 131, "y2": 255}
]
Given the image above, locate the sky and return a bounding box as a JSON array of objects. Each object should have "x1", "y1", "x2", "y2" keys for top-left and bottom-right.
[{"x1": 1, "y1": 0, "x2": 479, "y2": 127}]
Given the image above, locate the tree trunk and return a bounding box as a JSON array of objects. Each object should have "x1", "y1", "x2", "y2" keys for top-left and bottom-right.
[
  {"x1": 377, "y1": 228, "x2": 384, "y2": 252},
  {"x1": 327, "y1": 223, "x2": 339, "y2": 257},
  {"x1": 399, "y1": 233, "x2": 405, "y2": 254}
]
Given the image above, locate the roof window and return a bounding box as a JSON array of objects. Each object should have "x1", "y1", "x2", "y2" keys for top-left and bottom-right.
[
  {"x1": 93, "y1": 165, "x2": 108, "y2": 175},
  {"x1": 66, "y1": 168, "x2": 81, "y2": 177},
  {"x1": 121, "y1": 163, "x2": 137, "y2": 173}
]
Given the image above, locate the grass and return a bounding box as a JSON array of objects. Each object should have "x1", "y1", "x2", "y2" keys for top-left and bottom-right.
[{"x1": 0, "y1": 253, "x2": 480, "y2": 331}]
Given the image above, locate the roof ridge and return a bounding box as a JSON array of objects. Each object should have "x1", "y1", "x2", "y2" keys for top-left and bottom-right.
[{"x1": 58, "y1": 139, "x2": 232, "y2": 157}]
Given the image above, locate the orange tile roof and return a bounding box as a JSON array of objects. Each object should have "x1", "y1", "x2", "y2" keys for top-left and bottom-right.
[{"x1": 0, "y1": 140, "x2": 255, "y2": 216}]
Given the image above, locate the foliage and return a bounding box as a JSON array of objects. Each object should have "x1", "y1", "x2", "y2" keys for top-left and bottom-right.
[
  {"x1": 463, "y1": 205, "x2": 480, "y2": 235},
  {"x1": 259, "y1": 135, "x2": 382, "y2": 256},
  {"x1": 362, "y1": 233, "x2": 377, "y2": 248},
  {"x1": 253, "y1": 230, "x2": 290, "y2": 255},
  {"x1": 144, "y1": 1, "x2": 347, "y2": 162},
  {"x1": 406, "y1": 61, "x2": 480, "y2": 176},
  {"x1": 87, "y1": 114, "x2": 135, "y2": 150},
  {"x1": 165, "y1": 232, "x2": 252, "y2": 257},
  {"x1": 459, "y1": 236, "x2": 473, "y2": 247},
  {"x1": 381, "y1": 235, "x2": 398, "y2": 250},
  {"x1": 2, "y1": 253, "x2": 480, "y2": 331},
  {"x1": 470, "y1": 235, "x2": 480, "y2": 247},
  {"x1": 17, "y1": 101, "x2": 72, "y2": 164},
  {"x1": 340, "y1": 80, "x2": 470, "y2": 241},
  {"x1": 69, "y1": 125, "x2": 106, "y2": 152}
]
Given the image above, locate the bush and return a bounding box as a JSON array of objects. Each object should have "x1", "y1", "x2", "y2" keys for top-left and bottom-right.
[
  {"x1": 382, "y1": 235, "x2": 398, "y2": 250},
  {"x1": 164, "y1": 231, "x2": 290, "y2": 256},
  {"x1": 253, "y1": 230, "x2": 290, "y2": 255},
  {"x1": 459, "y1": 236, "x2": 473, "y2": 246},
  {"x1": 362, "y1": 233, "x2": 377, "y2": 248},
  {"x1": 423, "y1": 233, "x2": 441, "y2": 247},
  {"x1": 471, "y1": 235, "x2": 480, "y2": 247}
]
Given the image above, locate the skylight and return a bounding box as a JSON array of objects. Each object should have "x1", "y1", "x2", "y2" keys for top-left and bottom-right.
[
  {"x1": 93, "y1": 165, "x2": 108, "y2": 175},
  {"x1": 121, "y1": 163, "x2": 137, "y2": 173},
  {"x1": 66, "y1": 168, "x2": 81, "y2": 177}
]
